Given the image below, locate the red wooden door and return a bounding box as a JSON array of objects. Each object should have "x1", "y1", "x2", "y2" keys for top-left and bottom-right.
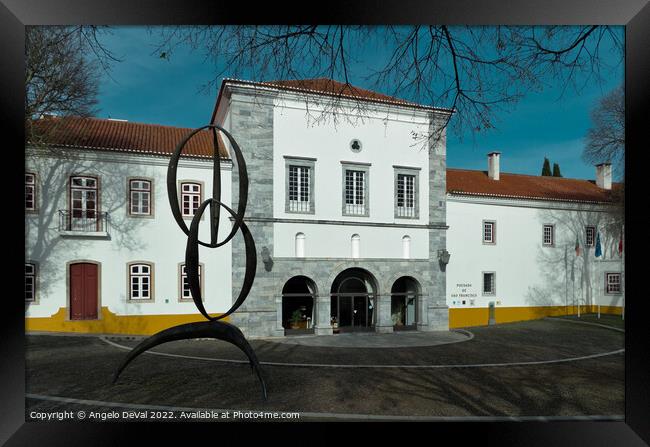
[{"x1": 70, "y1": 263, "x2": 98, "y2": 320}]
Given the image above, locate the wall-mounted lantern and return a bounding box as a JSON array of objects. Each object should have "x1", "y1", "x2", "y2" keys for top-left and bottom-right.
[
  {"x1": 438, "y1": 249, "x2": 451, "y2": 271},
  {"x1": 261, "y1": 246, "x2": 274, "y2": 272}
]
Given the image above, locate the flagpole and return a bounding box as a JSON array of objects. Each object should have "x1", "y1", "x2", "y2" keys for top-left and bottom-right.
[{"x1": 564, "y1": 245, "x2": 569, "y2": 315}]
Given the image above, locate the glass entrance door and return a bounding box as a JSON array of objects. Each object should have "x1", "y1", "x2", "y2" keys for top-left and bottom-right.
[
  {"x1": 331, "y1": 294, "x2": 374, "y2": 331},
  {"x1": 353, "y1": 296, "x2": 367, "y2": 327},
  {"x1": 338, "y1": 296, "x2": 353, "y2": 327},
  {"x1": 330, "y1": 268, "x2": 378, "y2": 332}
]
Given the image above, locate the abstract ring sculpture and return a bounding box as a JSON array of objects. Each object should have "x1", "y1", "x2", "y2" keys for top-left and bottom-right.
[{"x1": 113, "y1": 124, "x2": 267, "y2": 400}]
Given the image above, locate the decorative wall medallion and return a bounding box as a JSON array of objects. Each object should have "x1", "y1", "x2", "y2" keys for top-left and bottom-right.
[{"x1": 350, "y1": 139, "x2": 362, "y2": 153}]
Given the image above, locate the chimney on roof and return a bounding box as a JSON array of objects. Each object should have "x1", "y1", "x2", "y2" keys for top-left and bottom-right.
[
  {"x1": 595, "y1": 162, "x2": 612, "y2": 190},
  {"x1": 487, "y1": 152, "x2": 501, "y2": 180}
]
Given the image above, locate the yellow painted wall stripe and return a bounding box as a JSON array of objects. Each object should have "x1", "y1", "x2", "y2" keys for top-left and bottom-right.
[
  {"x1": 26, "y1": 305, "x2": 623, "y2": 335},
  {"x1": 449, "y1": 305, "x2": 623, "y2": 329},
  {"x1": 25, "y1": 307, "x2": 228, "y2": 336}
]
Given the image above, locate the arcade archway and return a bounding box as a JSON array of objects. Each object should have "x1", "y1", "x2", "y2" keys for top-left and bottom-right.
[
  {"x1": 330, "y1": 268, "x2": 378, "y2": 332},
  {"x1": 282, "y1": 276, "x2": 317, "y2": 335},
  {"x1": 391, "y1": 276, "x2": 420, "y2": 330}
]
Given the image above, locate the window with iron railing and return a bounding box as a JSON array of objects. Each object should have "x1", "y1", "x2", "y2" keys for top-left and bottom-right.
[
  {"x1": 25, "y1": 263, "x2": 36, "y2": 302},
  {"x1": 288, "y1": 165, "x2": 310, "y2": 212},
  {"x1": 345, "y1": 170, "x2": 366, "y2": 215},
  {"x1": 606, "y1": 272, "x2": 621, "y2": 294},
  {"x1": 396, "y1": 174, "x2": 416, "y2": 217},
  {"x1": 25, "y1": 173, "x2": 36, "y2": 211},
  {"x1": 543, "y1": 224, "x2": 554, "y2": 246},
  {"x1": 483, "y1": 272, "x2": 496, "y2": 295},
  {"x1": 585, "y1": 226, "x2": 596, "y2": 247},
  {"x1": 285, "y1": 157, "x2": 316, "y2": 214}
]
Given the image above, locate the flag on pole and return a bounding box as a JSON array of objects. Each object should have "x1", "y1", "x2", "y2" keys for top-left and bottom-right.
[
  {"x1": 571, "y1": 259, "x2": 575, "y2": 281},
  {"x1": 595, "y1": 231, "x2": 602, "y2": 258},
  {"x1": 618, "y1": 232, "x2": 623, "y2": 257},
  {"x1": 575, "y1": 235, "x2": 581, "y2": 257}
]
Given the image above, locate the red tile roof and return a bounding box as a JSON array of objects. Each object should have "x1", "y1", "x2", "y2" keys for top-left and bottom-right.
[
  {"x1": 29, "y1": 116, "x2": 228, "y2": 159},
  {"x1": 447, "y1": 168, "x2": 622, "y2": 203},
  {"x1": 29, "y1": 116, "x2": 621, "y2": 204},
  {"x1": 221, "y1": 78, "x2": 452, "y2": 112}
]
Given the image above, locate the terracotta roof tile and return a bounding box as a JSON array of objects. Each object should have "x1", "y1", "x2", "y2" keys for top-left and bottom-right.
[
  {"x1": 30, "y1": 116, "x2": 228, "y2": 159},
  {"x1": 447, "y1": 168, "x2": 622, "y2": 203},
  {"x1": 30, "y1": 116, "x2": 621, "y2": 204},
  {"x1": 222, "y1": 78, "x2": 452, "y2": 112}
]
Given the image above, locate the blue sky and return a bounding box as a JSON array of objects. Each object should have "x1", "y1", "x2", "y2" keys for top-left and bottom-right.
[{"x1": 95, "y1": 26, "x2": 624, "y2": 180}]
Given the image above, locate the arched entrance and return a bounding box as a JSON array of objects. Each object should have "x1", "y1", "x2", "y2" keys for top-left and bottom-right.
[
  {"x1": 330, "y1": 268, "x2": 378, "y2": 333},
  {"x1": 391, "y1": 276, "x2": 420, "y2": 330},
  {"x1": 282, "y1": 276, "x2": 316, "y2": 335}
]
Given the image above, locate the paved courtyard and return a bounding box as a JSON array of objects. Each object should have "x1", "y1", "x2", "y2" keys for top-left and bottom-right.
[{"x1": 25, "y1": 316, "x2": 624, "y2": 421}]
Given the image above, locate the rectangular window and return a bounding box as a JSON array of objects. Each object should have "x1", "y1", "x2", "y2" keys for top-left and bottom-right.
[
  {"x1": 129, "y1": 263, "x2": 152, "y2": 300},
  {"x1": 129, "y1": 179, "x2": 152, "y2": 216},
  {"x1": 483, "y1": 272, "x2": 496, "y2": 295},
  {"x1": 181, "y1": 182, "x2": 202, "y2": 217},
  {"x1": 180, "y1": 264, "x2": 201, "y2": 300},
  {"x1": 25, "y1": 263, "x2": 36, "y2": 302},
  {"x1": 288, "y1": 165, "x2": 310, "y2": 212},
  {"x1": 606, "y1": 273, "x2": 621, "y2": 294},
  {"x1": 26, "y1": 173, "x2": 36, "y2": 211},
  {"x1": 543, "y1": 224, "x2": 554, "y2": 246},
  {"x1": 483, "y1": 221, "x2": 496, "y2": 244},
  {"x1": 345, "y1": 170, "x2": 365, "y2": 215},
  {"x1": 396, "y1": 174, "x2": 416, "y2": 217},
  {"x1": 585, "y1": 226, "x2": 596, "y2": 247}
]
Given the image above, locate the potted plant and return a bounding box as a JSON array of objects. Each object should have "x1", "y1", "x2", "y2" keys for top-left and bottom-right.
[{"x1": 290, "y1": 309, "x2": 303, "y2": 329}]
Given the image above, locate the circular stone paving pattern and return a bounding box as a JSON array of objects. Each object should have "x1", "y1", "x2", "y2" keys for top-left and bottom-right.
[{"x1": 261, "y1": 329, "x2": 472, "y2": 348}]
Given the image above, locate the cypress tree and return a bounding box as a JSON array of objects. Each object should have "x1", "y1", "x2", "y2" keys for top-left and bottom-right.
[
  {"x1": 541, "y1": 157, "x2": 552, "y2": 176},
  {"x1": 552, "y1": 163, "x2": 562, "y2": 177}
]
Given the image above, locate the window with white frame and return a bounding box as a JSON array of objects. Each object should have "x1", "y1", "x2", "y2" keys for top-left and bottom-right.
[
  {"x1": 396, "y1": 174, "x2": 416, "y2": 217},
  {"x1": 606, "y1": 273, "x2": 621, "y2": 294},
  {"x1": 483, "y1": 272, "x2": 496, "y2": 295},
  {"x1": 585, "y1": 226, "x2": 596, "y2": 247},
  {"x1": 284, "y1": 156, "x2": 315, "y2": 214},
  {"x1": 483, "y1": 221, "x2": 496, "y2": 244},
  {"x1": 181, "y1": 182, "x2": 202, "y2": 217},
  {"x1": 25, "y1": 263, "x2": 36, "y2": 302},
  {"x1": 180, "y1": 263, "x2": 202, "y2": 300},
  {"x1": 288, "y1": 166, "x2": 310, "y2": 212},
  {"x1": 25, "y1": 173, "x2": 36, "y2": 211},
  {"x1": 129, "y1": 179, "x2": 152, "y2": 216},
  {"x1": 129, "y1": 263, "x2": 152, "y2": 300},
  {"x1": 543, "y1": 224, "x2": 555, "y2": 246},
  {"x1": 345, "y1": 170, "x2": 366, "y2": 215}
]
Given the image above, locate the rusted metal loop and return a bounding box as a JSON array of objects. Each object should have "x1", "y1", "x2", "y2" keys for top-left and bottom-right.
[
  {"x1": 185, "y1": 197, "x2": 257, "y2": 322},
  {"x1": 113, "y1": 320, "x2": 267, "y2": 400},
  {"x1": 166, "y1": 124, "x2": 248, "y2": 249}
]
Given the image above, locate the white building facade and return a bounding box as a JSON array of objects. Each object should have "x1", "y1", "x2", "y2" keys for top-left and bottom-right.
[
  {"x1": 446, "y1": 155, "x2": 624, "y2": 327},
  {"x1": 24, "y1": 79, "x2": 624, "y2": 336}
]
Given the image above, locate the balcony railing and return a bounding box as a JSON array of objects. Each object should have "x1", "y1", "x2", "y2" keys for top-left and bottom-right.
[
  {"x1": 396, "y1": 205, "x2": 416, "y2": 218},
  {"x1": 58, "y1": 210, "x2": 108, "y2": 234}
]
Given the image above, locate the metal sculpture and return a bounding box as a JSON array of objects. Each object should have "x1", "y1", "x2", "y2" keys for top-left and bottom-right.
[{"x1": 113, "y1": 125, "x2": 267, "y2": 400}]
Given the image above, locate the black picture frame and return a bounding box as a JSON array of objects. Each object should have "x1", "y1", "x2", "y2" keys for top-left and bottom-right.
[{"x1": 2, "y1": 0, "x2": 649, "y2": 444}]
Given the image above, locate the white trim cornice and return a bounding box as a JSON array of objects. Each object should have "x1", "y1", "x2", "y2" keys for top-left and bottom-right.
[
  {"x1": 25, "y1": 145, "x2": 233, "y2": 170},
  {"x1": 447, "y1": 193, "x2": 618, "y2": 212}
]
